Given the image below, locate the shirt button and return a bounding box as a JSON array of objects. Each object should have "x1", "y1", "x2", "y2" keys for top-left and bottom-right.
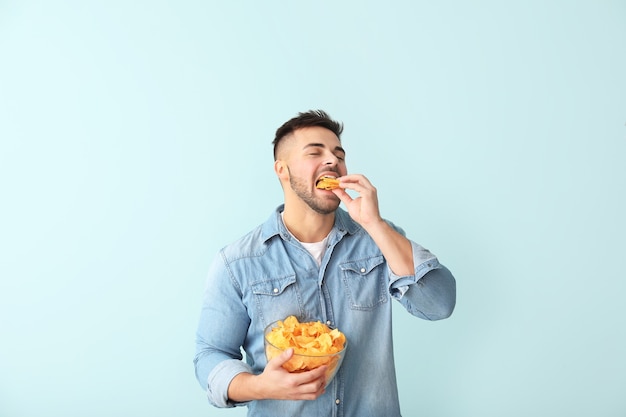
[
  {"x1": 335, "y1": 399, "x2": 341, "y2": 405},
  {"x1": 360, "y1": 267, "x2": 366, "y2": 273},
  {"x1": 326, "y1": 320, "x2": 332, "y2": 326},
  {"x1": 273, "y1": 288, "x2": 279, "y2": 294}
]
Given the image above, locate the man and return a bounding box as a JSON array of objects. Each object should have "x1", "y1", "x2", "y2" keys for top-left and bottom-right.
[{"x1": 194, "y1": 110, "x2": 456, "y2": 416}]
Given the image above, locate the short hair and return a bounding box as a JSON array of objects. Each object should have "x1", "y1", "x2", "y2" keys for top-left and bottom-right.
[{"x1": 272, "y1": 110, "x2": 344, "y2": 160}]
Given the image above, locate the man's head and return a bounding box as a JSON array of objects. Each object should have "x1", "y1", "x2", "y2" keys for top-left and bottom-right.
[
  {"x1": 273, "y1": 110, "x2": 344, "y2": 161},
  {"x1": 272, "y1": 110, "x2": 347, "y2": 215}
]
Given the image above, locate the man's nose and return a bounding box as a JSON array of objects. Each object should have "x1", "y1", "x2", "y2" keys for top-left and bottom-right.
[{"x1": 323, "y1": 153, "x2": 339, "y2": 166}]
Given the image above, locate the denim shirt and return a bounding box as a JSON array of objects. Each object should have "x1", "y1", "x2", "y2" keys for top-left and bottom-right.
[{"x1": 194, "y1": 205, "x2": 456, "y2": 417}]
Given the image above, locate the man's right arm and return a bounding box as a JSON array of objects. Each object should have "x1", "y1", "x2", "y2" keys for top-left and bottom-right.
[
  {"x1": 194, "y1": 252, "x2": 252, "y2": 408},
  {"x1": 227, "y1": 348, "x2": 327, "y2": 402},
  {"x1": 194, "y1": 252, "x2": 327, "y2": 407}
]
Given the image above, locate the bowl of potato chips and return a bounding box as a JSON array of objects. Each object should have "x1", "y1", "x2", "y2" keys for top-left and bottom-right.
[{"x1": 264, "y1": 315, "x2": 347, "y2": 387}]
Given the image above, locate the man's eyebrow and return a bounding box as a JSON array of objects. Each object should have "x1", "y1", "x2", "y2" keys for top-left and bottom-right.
[{"x1": 303, "y1": 143, "x2": 346, "y2": 154}]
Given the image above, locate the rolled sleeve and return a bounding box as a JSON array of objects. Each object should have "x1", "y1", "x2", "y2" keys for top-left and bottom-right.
[
  {"x1": 389, "y1": 241, "x2": 439, "y2": 298},
  {"x1": 389, "y1": 241, "x2": 456, "y2": 320},
  {"x1": 206, "y1": 359, "x2": 254, "y2": 408}
]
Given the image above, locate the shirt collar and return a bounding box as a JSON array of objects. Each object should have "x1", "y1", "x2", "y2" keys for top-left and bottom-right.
[{"x1": 260, "y1": 204, "x2": 360, "y2": 243}]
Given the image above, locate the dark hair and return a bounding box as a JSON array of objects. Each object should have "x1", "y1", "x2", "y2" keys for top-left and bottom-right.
[{"x1": 272, "y1": 110, "x2": 344, "y2": 160}]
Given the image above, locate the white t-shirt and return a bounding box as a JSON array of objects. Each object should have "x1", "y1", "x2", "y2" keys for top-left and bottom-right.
[{"x1": 299, "y1": 237, "x2": 329, "y2": 266}]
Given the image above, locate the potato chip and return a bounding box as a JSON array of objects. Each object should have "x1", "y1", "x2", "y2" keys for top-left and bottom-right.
[{"x1": 266, "y1": 316, "x2": 345, "y2": 356}]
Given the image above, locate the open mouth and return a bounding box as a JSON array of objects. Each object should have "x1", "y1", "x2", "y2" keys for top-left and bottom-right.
[{"x1": 315, "y1": 175, "x2": 340, "y2": 190}]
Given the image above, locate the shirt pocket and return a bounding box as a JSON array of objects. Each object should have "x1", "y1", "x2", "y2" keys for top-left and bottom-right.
[
  {"x1": 251, "y1": 274, "x2": 303, "y2": 323},
  {"x1": 340, "y1": 255, "x2": 388, "y2": 310}
]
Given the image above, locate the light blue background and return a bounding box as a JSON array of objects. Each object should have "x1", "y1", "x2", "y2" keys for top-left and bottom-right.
[{"x1": 1, "y1": 1, "x2": 625, "y2": 416}]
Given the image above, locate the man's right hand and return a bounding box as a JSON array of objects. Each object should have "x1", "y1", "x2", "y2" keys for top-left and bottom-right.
[{"x1": 227, "y1": 348, "x2": 328, "y2": 402}]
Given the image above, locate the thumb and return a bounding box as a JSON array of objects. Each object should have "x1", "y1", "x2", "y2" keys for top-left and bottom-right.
[
  {"x1": 269, "y1": 347, "x2": 294, "y2": 368},
  {"x1": 332, "y1": 187, "x2": 351, "y2": 203}
]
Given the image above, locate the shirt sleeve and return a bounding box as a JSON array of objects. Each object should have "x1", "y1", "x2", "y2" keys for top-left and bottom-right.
[
  {"x1": 388, "y1": 240, "x2": 457, "y2": 320},
  {"x1": 193, "y1": 250, "x2": 253, "y2": 408}
]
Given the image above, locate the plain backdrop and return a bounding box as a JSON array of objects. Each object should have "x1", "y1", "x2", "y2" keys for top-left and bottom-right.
[{"x1": 1, "y1": 1, "x2": 625, "y2": 416}]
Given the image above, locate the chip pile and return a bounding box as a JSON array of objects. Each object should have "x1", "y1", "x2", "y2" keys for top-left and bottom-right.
[{"x1": 265, "y1": 315, "x2": 346, "y2": 373}]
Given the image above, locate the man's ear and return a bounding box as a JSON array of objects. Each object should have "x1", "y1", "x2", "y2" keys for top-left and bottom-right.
[{"x1": 274, "y1": 160, "x2": 289, "y2": 181}]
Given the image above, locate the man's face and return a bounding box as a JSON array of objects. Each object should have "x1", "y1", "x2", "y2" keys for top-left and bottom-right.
[{"x1": 276, "y1": 126, "x2": 347, "y2": 214}]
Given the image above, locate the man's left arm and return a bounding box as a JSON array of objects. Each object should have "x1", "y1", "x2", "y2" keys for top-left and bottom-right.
[
  {"x1": 334, "y1": 174, "x2": 456, "y2": 320},
  {"x1": 364, "y1": 218, "x2": 456, "y2": 320},
  {"x1": 388, "y1": 237, "x2": 456, "y2": 320}
]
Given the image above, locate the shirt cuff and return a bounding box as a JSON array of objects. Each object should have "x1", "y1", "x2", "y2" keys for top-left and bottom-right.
[
  {"x1": 207, "y1": 359, "x2": 254, "y2": 408},
  {"x1": 389, "y1": 241, "x2": 440, "y2": 299}
]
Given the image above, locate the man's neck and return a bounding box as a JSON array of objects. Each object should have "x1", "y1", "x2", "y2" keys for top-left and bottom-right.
[{"x1": 282, "y1": 205, "x2": 335, "y2": 243}]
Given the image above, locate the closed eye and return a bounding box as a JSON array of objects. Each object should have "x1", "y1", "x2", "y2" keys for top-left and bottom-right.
[{"x1": 302, "y1": 143, "x2": 346, "y2": 161}]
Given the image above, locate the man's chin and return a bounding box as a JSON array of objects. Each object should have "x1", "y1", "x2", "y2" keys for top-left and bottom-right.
[{"x1": 311, "y1": 199, "x2": 341, "y2": 215}]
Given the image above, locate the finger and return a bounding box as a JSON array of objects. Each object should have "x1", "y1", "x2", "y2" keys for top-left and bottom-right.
[
  {"x1": 294, "y1": 367, "x2": 327, "y2": 396},
  {"x1": 338, "y1": 179, "x2": 374, "y2": 195},
  {"x1": 292, "y1": 365, "x2": 327, "y2": 386},
  {"x1": 300, "y1": 377, "x2": 327, "y2": 396},
  {"x1": 339, "y1": 182, "x2": 368, "y2": 195},
  {"x1": 339, "y1": 174, "x2": 373, "y2": 187}
]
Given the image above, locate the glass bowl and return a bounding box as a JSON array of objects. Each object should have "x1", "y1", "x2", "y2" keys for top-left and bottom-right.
[{"x1": 264, "y1": 319, "x2": 347, "y2": 387}]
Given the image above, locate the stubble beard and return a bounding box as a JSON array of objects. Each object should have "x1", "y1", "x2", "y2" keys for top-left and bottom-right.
[{"x1": 288, "y1": 169, "x2": 340, "y2": 215}]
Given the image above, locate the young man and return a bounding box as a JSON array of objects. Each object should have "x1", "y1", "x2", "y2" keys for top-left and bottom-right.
[{"x1": 194, "y1": 110, "x2": 456, "y2": 416}]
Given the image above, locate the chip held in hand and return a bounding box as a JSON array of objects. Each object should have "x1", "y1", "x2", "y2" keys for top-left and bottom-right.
[{"x1": 316, "y1": 176, "x2": 340, "y2": 190}]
